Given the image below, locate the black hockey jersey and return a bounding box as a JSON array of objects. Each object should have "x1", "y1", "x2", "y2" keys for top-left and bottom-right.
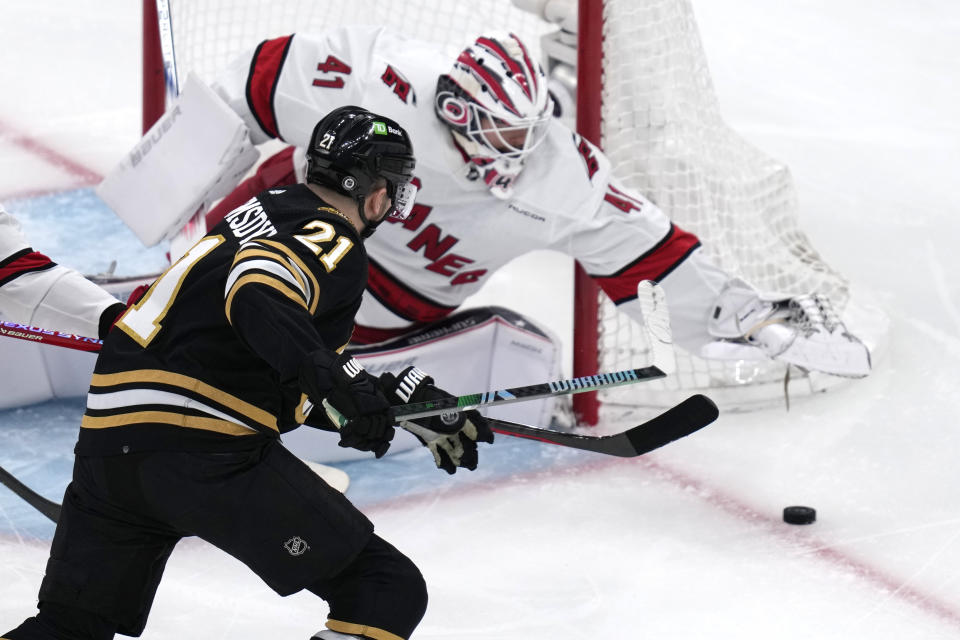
[{"x1": 77, "y1": 184, "x2": 366, "y2": 455}]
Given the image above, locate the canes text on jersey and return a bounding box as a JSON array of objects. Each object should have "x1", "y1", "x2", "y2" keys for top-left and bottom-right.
[{"x1": 386, "y1": 201, "x2": 486, "y2": 286}]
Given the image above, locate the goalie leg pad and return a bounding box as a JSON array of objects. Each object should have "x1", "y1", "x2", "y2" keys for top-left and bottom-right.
[{"x1": 350, "y1": 306, "x2": 562, "y2": 426}]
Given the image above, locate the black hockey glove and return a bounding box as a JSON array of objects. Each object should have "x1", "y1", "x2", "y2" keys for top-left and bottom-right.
[
  {"x1": 378, "y1": 366, "x2": 494, "y2": 474},
  {"x1": 299, "y1": 351, "x2": 395, "y2": 457}
]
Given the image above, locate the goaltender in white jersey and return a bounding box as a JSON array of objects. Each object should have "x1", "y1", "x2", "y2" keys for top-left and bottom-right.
[
  {"x1": 209, "y1": 28, "x2": 722, "y2": 350},
  {"x1": 102, "y1": 27, "x2": 871, "y2": 434},
  {"x1": 209, "y1": 28, "x2": 869, "y2": 368}
]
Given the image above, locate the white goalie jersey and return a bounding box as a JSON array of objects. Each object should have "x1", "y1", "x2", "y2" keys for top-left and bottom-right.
[{"x1": 211, "y1": 27, "x2": 732, "y2": 353}]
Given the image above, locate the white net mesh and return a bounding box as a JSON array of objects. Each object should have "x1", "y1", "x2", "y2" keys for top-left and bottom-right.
[
  {"x1": 160, "y1": 0, "x2": 860, "y2": 420},
  {"x1": 592, "y1": 0, "x2": 854, "y2": 420},
  {"x1": 165, "y1": 0, "x2": 554, "y2": 86}
]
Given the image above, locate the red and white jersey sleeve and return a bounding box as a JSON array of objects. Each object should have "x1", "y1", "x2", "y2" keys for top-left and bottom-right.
[
  {"x1": 539, "y1": 132, "x2": 731, "y2": 351},
  {"x1": 212, "y1": 27, "x2": 430, "y2": 148},
  {"x1": 0, "y1": 205, "x2": 120, "y2": 337}
]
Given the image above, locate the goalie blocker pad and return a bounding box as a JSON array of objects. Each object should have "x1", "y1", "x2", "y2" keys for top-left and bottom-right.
[
  {"x1": 280, "y1": 306, "x2": 562, "y2": 463},
  {"x1": 96, "y1": 73, "x2": 260, "y2": 247}
]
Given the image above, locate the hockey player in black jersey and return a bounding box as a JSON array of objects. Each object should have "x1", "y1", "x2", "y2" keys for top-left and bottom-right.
[{"x1": 2, "y1": 106, "x2": 492, "y2": 640}]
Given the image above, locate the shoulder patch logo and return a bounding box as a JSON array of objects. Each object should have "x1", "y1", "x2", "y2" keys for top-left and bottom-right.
[{"x1": 284, "y1": 536, "x2": 310, "y2": 556}]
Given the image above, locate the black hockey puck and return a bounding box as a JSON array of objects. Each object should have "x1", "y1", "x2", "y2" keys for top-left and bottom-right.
[{"x1": 783, "y1": 506, "x2": 816, "y2": 525}]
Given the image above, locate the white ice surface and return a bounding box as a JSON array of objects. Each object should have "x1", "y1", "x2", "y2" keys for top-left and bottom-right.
[{"x1": 2, "y1": 1, "x2": 960, "y2": 638}]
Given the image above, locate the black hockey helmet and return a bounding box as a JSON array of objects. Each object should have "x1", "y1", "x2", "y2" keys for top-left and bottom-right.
[{"x1": 305, "y1": 105, "x2": 417, "y2": 237}]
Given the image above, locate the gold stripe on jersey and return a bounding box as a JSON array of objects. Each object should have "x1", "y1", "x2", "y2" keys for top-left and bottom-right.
[
  {"x1": 89, "y1": 369, "x2": 279, "y2": 432},
  {"x1": 327, "y1": 620, "x2": 405, "y2": 640},
  {"x1": 225, "y1": 273, "x2": 309, "y2": 324},
  {"x1": 231, "y1": 246, "x2": 310, "y2": 298},
  {"x1": 81, "y1": 411, "x2": 257, "y2": 437},
  {"x1": 257, "y1": 238, "x2": 322, "y2": 314}
]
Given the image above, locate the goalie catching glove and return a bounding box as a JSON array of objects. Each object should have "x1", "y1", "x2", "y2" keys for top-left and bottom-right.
[
  {"x1": 705, "y1": 278, "x2": 871, "y2": 377},
  {"x1": 299, "y1": 351, "x2": 395, "y2": 457},
  {"x1": 379, "y1": 366, "x2": 494, "y2": 474}
]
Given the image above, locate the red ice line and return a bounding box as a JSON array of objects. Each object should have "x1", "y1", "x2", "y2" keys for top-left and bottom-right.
[
  {"x1": 365, "y1": 453, "x2": 960, "y2": 631},
  {"x1": 0, "y1": 119, "x2": 102, "y2": 201}
]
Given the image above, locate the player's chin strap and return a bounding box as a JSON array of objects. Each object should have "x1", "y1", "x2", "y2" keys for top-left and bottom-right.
[{"x1": 353, "y1": 193, "x2": 378, "y2": 238}]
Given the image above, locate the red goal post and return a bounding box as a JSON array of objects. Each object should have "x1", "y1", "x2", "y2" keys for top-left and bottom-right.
[{"x1": 142, "y1": 0, "x2": 876, "y2": 425}]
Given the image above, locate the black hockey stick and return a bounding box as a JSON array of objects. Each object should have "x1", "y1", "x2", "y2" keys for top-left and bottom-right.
[
  {"x1": 487, "y1": 394, "x2": 719, "y2": 457},
  {"x1": 389, "y1": 366, "x2": 667, "y2": 422},
  {"x1": 368, "y1": 281, "x2": 676, "y2": 423},
  {"x1": 0, "y1": 464, "x2": 61, "y2": 523},
  {"x1": 322, "y1": 365, "x2": 667, "y2": 430}
]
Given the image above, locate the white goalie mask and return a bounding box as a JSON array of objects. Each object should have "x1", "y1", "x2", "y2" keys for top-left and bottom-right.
[{"x1": 435, "y1": 33, "x2": 553, "y2": 199}]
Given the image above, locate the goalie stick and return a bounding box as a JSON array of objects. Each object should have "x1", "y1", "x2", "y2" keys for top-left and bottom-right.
[
  {"x1": 0, "y1": 321, "x2": 103, "y2": 352},
  {"x1": 153, "y1": 0, "x2": 211, "y2": 262}
]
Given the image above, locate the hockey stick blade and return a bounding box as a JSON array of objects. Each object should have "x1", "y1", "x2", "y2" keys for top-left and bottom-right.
[
  {"x1": 488, "y1": 394, "x2": 719, "y2": 457},
  {"x1": 0, "y1": 464, "x2": 62, "y2": 523}
]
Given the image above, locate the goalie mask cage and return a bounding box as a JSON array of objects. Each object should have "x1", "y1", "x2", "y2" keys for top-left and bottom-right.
[{"x1": 143, "y1": 0, "x2": 866, "y2": 425}]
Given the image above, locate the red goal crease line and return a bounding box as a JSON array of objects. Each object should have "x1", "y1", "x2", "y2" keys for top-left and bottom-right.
[{"x1": 0, "y1": 118, "x2": 103, "y2": 201}]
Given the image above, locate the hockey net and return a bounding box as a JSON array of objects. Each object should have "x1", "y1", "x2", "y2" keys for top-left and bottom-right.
[{"x1": 144, "y1": 0, "x2": 874, "y2": 424}]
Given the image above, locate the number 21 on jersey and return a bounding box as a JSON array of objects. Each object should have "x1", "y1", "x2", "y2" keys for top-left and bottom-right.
[
  {"x1": 294, "y1": 220, "x2": 354, "y2": 272},
  {"x1": 118, "y1": 235, "x2": 224, "y2": 347}
]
